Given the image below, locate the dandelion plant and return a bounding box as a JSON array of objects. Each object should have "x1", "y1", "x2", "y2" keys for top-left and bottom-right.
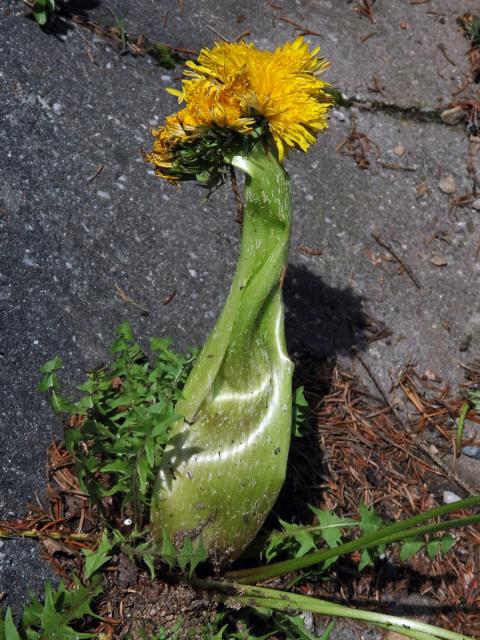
[{"x1": 145, "y1": 38, "x2": 332, "y2": 564}]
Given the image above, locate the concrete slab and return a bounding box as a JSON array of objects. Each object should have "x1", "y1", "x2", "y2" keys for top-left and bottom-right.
[{"x1": 1, "y1": 0, "x2": 479, "y2": 612}]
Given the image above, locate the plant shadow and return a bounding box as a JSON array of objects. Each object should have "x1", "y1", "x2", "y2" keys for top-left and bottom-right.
[{"x1": 273, "y1": 264, "x2": 372, "y2": 524}]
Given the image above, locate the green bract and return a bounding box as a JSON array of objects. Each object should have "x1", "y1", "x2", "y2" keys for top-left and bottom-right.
[{"x1": 150, "y1": 142, "x2": 294, "y2": 563}]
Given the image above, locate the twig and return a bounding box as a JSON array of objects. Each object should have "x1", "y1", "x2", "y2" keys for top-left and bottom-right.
[
  {"x1": 161, "y1": 289, "x2": 177, "y2": 306},
  {"x1": 380, "y1": 162, "x2": 416, "y2": 172},
  {"x1": 165, "y1": 44, "x2": 198, "y2": 55},
  {"x1": 438, "y1": 43, "x2": 456, "y2": 67},
  {"x1": 114, "y1": 284, "x2": 149, "y2": 315},
  {"x1": 235, "y1": 30, "x2": 251, "y2": 42},
  {"x1": 451, "y1": 77, "x2": 470, "y2": 97},
  {"x1": 371, "y1": 233, "x2": 421, "y2": 289},
  {"x1": 298, "y1": 245, "x2": 323, "y2": 256},
  {"x1": 206, "y1": 24, "x2": 230, "y2": 42},
  {"x1": 279, "y1": 16, "x2": 321, "y2": 37},
  {"x1": 360, "y1": 32, "x2": 376, "y2": 43},
  {"x1": 354, "y1": 0, "x2": 376, "y2": 24},
  {"x1": 87, "y1": 163, "x2": 104, "y2": 182},
  {"x1": 0, "y1": 526, "x2": 92, "y2": 542},
  {"x1": 336, "y1": 116, "x2": 381, "y2": 169},
  {"x1": 352, "y1": 348, "x2": 391, "y2": 407}
]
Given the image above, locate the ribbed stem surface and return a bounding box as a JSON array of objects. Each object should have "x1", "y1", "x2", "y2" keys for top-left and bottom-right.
[{"x1": 151, "y1": 143, "x2": 293, "y2": 563}]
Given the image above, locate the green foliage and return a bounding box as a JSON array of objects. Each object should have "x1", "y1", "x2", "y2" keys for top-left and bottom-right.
[
  {"x1": 198, "y1": 608, "x2": 332, "y2": 640},
  {"x1": 160, "y1": 529, "x2": 208, "y2": 578},
  {"x1": 39, "y1": 321, "x2": 196, "y2": 527},
  {"x1": 323, "y1": 86, "x2": 352, "y2": 108},
  {"x1": 291, "y1": 386, "x2": 308, "y2": 437},
  {"x1": 81, "y1": 529, "x2": 119, "y2": 581},
  {"x1": 356, "y1": 502, "x2": 385, "y2": 570},
  {"x1": 264, "y1": 503, "x2": 456, "y2": 572},
  {"x1": 264, "y1": 506, "x2": 356, "y2": 564},
  {"x1": 149, "y1": 43, "x2": 181, "y2": 69},
  {"x1": 0, "y1": 576, "x2": 102, "y2": 639},
  {"x1": 400, "y1": 534, "x2": 455, "y2": 562},
  {"x1": 459, "y1": 13, "x2": 480, "y2": 46},
  {"x1": 468, "y1": 388, "x2": 480, "y2": 413},
  {"x1": 31, "y1": 0, "x2": 56, "y2": 26}
]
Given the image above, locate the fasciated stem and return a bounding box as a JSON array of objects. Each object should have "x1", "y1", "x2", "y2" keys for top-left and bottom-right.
[{"x1": 151, "y1": 143, "x2": 294, "y2": 563}]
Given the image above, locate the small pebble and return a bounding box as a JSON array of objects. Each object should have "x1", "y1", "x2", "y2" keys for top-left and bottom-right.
[
  {"x1": 471, "y1": 198, "x2": 480, "y2": 211},
  {"x1": 438, "y1": 175, "x2": 457, "y2": 194},
  {"x1": 430, "y1": 254, "x2": 447, "y2": 267},
  {"x1": 461, "y1": 445, "x2": 480, "y2": 460},
  {"x1": 440, "y1": 106, "x2": 465, "y2": 126},
  {"x1": 393, "y1": 144, "x2": 405, "y2": 157},
  {"x1": 52, "y1": 102, "x2": 63, "y2": 114},
  {"x1": 443, "y1": 491, "x2": 461, "y2": 504},
  {"x1": 300, "y1": 611, "x2": 314, "y2": 633}
]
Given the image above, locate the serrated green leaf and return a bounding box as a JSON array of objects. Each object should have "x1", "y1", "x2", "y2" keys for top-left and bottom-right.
[
  {"x1": 358, "y1": 502, "x2": 384, "y2": 535},
  {"x1": 145, "y1": 433, "x2": 155, "y2": 469},
  {"x1": 76, "y1": 378, "x2": 95, "y2": 394},
  {"x1": 426, "y1": 534, "x2": 456, "y2": 560},
  {"x1": 143, "y1": 554, "x2": 156, "y2": 580},
  {"x1": 358, "y1": 503, "x2": 385, "y2": 568},
  {"x1": 37, "y1": 372, "x2": 59, "y2": 392},
  {"x1": 178, "y1": 536, "x2": 208, "y2": 578},
  {"x1": 310, "y1": 507, "x2": 355, "y2": 549},
  {"x1": 33, "y1": 10, "x2": 48, "y2": 25},
  {"x1": 22, "y1": 576, "x2": 102, "y2": 639},
  {"x1": 160, "y1": 528, "x2": 177, "y2": 570},
  {"x1": 82, "y1": 530, "x2": 113, "y2": 580},
  {"x1": 318, "y1": 621, "x2": 335, "y2": 640},
  {"x1": 100, "y1": 459, "x2": 131, "y2": 474},
  {"x1": 292, "y1": 386, "x2": 308, "y2": 437},
  {"x1": 115, "y1": 320, "x2": 134, "y2": 342},
  {"x1": 50, "y1": 391, "x2": 73, "y2": 414},
  {"x1": 3, "y1": 609, "x2": 21, "y2": 640},
  {"x1": 294, "y1": 529, "x2": 317, "y2": 557},
  {"x1": 358, "y1": 548, "x2": 374, "y2": 571},
  {"x1": 399, "y1": 537, "x2": 424, "y2": 562},
  {"x1": 468, "y1": 389, "x2": 480, "y2": 414},
  {"x1": 136, "y1": 455, "x2": 150, "y2": 495},
  {"x1": 39, "y1": 356, "x2": 63, "y2": 373}
]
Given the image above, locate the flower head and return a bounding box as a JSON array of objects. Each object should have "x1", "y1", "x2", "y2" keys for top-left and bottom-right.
[{"x1": 145, "y1": 37, "x2": 332, "y2": 185}]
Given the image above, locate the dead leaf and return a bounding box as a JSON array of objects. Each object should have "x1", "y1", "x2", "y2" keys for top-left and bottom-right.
[
  {"x1": 416, "y1": 182, "x2": 430, "y2": 198},
  {"x1": 438, "y1": 175, "x2": 457, "y2": 194},
  {"x1": 41, "y1": 539, "x2": 75, "y2": 556}
]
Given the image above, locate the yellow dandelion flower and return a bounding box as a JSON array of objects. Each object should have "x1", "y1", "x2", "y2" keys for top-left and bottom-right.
[
  {"x1": 145, "y1": 37, "x2": 332, "y2": 183},
  {"x1": 184, "y1": 37, "x2": 332, "y2": 159}
]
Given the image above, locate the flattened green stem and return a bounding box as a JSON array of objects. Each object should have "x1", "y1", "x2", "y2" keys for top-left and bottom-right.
[
  {"x1": 191, "y1": 579, "x2": 475, "y2": 640},
  {"x1": 151, "y1": 143, "x2": 294, "y2": 563}
]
